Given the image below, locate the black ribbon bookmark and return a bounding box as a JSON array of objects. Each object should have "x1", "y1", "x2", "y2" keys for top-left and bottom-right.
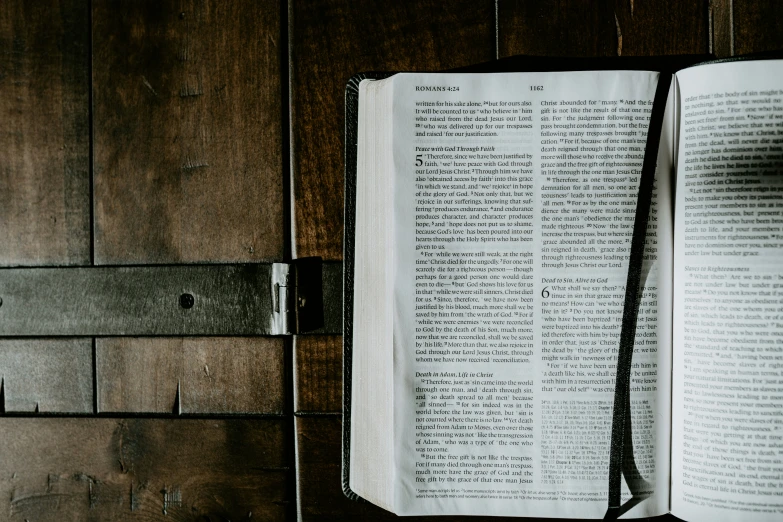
[{"x1": 605, "y1": 71, "x2": 673, "y2": 520}]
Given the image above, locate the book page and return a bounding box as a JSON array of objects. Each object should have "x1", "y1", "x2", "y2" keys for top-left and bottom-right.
[
  {"x1": 390, "y1": 71, "x2": 674, "y2": 517},
  {"x1": 672, "y1": 60, "x2": 783, "y2": 522}
]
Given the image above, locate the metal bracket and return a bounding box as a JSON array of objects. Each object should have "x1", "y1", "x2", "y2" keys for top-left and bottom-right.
[
  {"x1": 271, "y1": 263, "x2": 293, "y2": 335},
  {"x1": 271, "y1": 257, "x2": 328, "y2": 335},
  {"x1": 0, "y1": 258, "x2": 341, "y2": 337}
]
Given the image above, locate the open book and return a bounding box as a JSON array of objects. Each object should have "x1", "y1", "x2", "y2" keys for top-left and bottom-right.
[{"x1": 344, "y1": 56, "x2": 783, "y2": 520}]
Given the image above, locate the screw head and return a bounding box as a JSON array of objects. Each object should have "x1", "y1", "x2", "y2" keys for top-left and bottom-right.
[{"x1": 179, "y1": 293, "x2": 194, "y2": 309}]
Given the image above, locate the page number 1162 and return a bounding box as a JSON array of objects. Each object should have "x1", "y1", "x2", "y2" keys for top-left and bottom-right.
[{"x1": 530, "y1": 85, "x2": 543, "y2": 91}]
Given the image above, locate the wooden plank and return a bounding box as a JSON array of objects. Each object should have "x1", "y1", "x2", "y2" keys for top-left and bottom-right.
[
  {"x1": 498, "y1": 0, "x2": 615, "y2": 57},
  {"x1": 290, "y1": 0, "x2": 496, "y2": 260},
  {"x1": 0, "y1": 339, "x2": 92, "y2": 413},
  {"x1": 733, "y1": 1, "x2": 783, "y2": 55},
  {"x1": 498, "y1": 0, "x2": 709, "y2": 57},
  {"x1": 294, "y1": 335, "x2": 341, "y2": 413},
  {"x1": 0, "y1": 418, "x2": 292, "y2": 520},
  {"x1": 710, "y1": 0, "x2": 734, "y2": 57},
  {"x1": 0, "y1": 0, "x2": 90, "y2": 266},
  {"x1": 97, "y1": 337, "x2": 285, "y2": 414},
  {"x1": 92, "y1": 0, "x2": 283, "y2": 264}
]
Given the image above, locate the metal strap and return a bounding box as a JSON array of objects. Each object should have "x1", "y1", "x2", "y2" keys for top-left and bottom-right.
[{"x1": 0, "y1": 260, "x2": 342, "y2": 336}]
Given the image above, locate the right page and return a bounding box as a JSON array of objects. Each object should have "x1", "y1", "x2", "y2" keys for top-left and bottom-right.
[{"x1": 672, "y1": 59, "x2": 783, "y2": 522}]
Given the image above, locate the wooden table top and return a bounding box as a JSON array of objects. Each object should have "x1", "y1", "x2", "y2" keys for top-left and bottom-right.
[{"x1": 0, "y1": 0, "x2": 779, "y2": 520}]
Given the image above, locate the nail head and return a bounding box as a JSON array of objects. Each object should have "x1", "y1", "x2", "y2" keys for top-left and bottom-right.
[{"x1": 179, "y1": 293, "x2": 194, "y2": 309}]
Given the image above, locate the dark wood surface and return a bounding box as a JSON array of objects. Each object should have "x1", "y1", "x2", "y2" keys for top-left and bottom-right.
[
  {"x1": 0, "y1": 339, "x2": 92, "y2": 413},
  {"x1": 0, "y1": 418, "x2": 291, "y2": 520},
  {"x1": 0, "y1": 0, "x2": 91, "y2": 267},
  {"x1": 1, "y1": 0, "x2": 783, "y2": 520},
  {"x1": 710, "y1": 0, "x2": 734, "y2": 57},
  {"x1": 498, "y1": 0, "x2": 709, "y2": 58},
  {"x1": 92, "y1": 0, "x2": 284, "y2": 264},
  {"x1": 294, "y1": 336, "x2": 342, "y2": 414},
  {"x1": 97, "y1": 337, "x2": 285, "y2": 414},
  {"x1": 733, "y1": 0, "x2": 783, "y2": 55}
]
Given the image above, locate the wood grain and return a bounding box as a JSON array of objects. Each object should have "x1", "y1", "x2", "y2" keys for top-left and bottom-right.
[
  {"x1": 0, "y1": 418, "x2": 292, "y2": 520},
  {"x1": 0, "y1": 0, "x2": 90, "y2": 266},
  {"x1": 710, "y1": 0, "x2": 734, "y2": 57},
  {"x1": 92, "y1": 0, "x2": 283, "y2": 264},
  {"x1": 0, "y1": 339, "x2": 92, "y2": 413},
  {"x1": 733, "y1": 0, "x2": 783, "y2": 55},
  {"x1": 294, "y1": 335, "x2": 341, "y2": 413},
  {"x1": 498, "y1": 0, "x2": 616, "y2": 57},
  {"x1": 498, "y1": 0, "x2": 709, "y2": 57},
  {"x1": 97, "y1": 337, "x2": 285, "y2": 414},
  {"x1": 290, "y1": 0, "x2": 496, "y2": 260}
]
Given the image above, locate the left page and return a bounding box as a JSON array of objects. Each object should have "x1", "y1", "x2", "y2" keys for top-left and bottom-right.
[{"x1": 390, "y1": 71, "x2": 674, "y2": 517}]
